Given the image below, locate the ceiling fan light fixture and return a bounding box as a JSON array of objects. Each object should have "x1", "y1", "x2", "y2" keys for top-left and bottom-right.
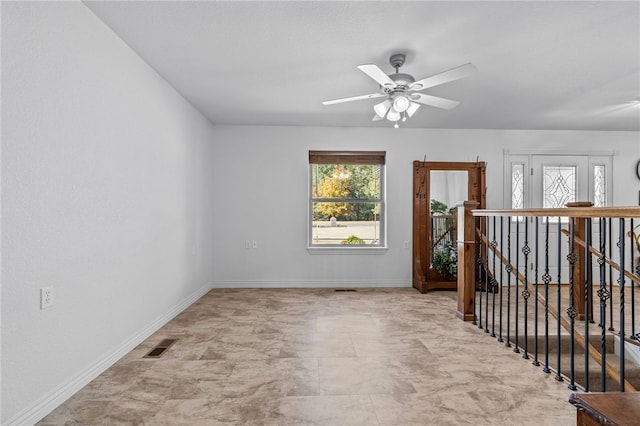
[
  {"x1": 406, "y1": 101, "x2": 421, "y2": 117},
  {"x1": 386, "y1": 108, "x2": 401, "y2": 122},
  {"x1": 323, "y1": 54, "x2": 476, "y2": 128},
  {"x1": 374, "y1": 99, "x2": 392, "y2": 118},
  {"x1": 392, "y1": 95, "x2": 410, "y2": 113}
]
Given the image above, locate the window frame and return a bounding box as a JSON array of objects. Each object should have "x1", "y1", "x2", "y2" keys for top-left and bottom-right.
[{"x1": 307, "y1": 150, "x2": 387, "y2": 253}]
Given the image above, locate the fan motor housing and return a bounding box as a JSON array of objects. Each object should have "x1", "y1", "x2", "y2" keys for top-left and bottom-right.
[
  {"x1": 389, "y1": 72, "x2": 415, "y2": 88},
  {"x1": 387, "y1": 54, "x2": 414, "y2": 88}
]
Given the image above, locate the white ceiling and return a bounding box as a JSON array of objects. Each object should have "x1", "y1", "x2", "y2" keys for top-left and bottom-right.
[{"x1": 84, "y1": 1, "x2": 640, "y2": 131}]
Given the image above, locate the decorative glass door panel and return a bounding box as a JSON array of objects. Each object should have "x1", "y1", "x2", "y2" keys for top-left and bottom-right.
[
  {"x1": 542, "y1": 165, "x2": 577, "y2": 209},
  {"x1": 532, "y1": 156, "x2": 588, "y2": 283},
  {"x1": 504, "y1": 152, "x2": 612, "y2": 286}
]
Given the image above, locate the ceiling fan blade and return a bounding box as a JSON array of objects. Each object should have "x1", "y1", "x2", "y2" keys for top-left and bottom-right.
[
  {"x1": 357, "y1": 64, "x2": 397, "y2": 89},
  {"x1": 409, "y1": 63, "x2": 477, "y2": 91},
  {"x1": 372, "y1": 114, "x2": 384, "y2": 121},
  {"x1": 411, "y1": 93, "x2": 460, "y2": 110},
  {"x1": 322, "y1": 92, "x2": 386, "y2": 105}
]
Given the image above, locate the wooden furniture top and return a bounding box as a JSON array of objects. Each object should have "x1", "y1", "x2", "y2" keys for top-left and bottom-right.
[
  {"x1": 569, "y1": 392, "x2": 640, "y2": 426},
  {"x1": 413, "y1": 160, "x2": 486, "y2": 170}
]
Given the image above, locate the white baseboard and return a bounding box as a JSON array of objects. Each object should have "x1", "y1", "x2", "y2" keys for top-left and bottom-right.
[
  {"x1": 5, "y1": 283, "x2": 213, "y2": 426},
  {"x1": 210, "y1": 279, "x2": 411, "y2": 288}
]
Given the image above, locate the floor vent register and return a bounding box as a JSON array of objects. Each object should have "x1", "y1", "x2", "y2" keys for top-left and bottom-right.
[{"x1": 143, "y1": 338, "x2": 177, "y2": 358}]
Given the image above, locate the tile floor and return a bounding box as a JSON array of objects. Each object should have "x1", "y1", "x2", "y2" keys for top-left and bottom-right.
[{"x1": 38, "y1": 288, "x2": 577, "y2": 425}]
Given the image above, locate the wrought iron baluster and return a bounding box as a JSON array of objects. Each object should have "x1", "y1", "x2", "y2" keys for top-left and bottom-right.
[
  {"x1": 533, "y1": 217, "x2": 540, "y2": 366},
  {"x1": 567, "y1": 218, "x2": 578, "y2": 390},
  {"x1": 478, "y1": 216, "x2": 484, "y2": 330},
  {"x1": 618, "y1": 218, "x2": 626, "y2": 392},
  {"x1": 630, "y1": 218, "x2": 636, "y2": 342},
  {"x1": 608, "y1": 218, "x2": 614, "y2": 331},
  {"x1": 588, "y1": 219, "x2": 595, "y2": 324},
  {"x1": 514, "y1": 219, "x2": 520, "y2": 354},
  {"x1": 543, "y1": 218, "x2": 551, "y2": 374},
  {"x1": 597, "y1": 217, "x2": 609, "y2": 392},
  {"x1": 522, "y1": 219, "x2": 531, "y2": 359},
  {"x1": 491, "y1": 216, "x2": 497, "y2": 338},
  {"x1": 556, "y1": 218, "x2": 564, "y2": 382},
  {"x1": 583, "y1": 218, "x2": 593, "y2": 392},
  {"x1": 506, "y1": 218, "x2": 512, "y2": 347},
  {"x1": 473, "y1": 216, "x2": 480, "y2": 325},
  {"x1": 498, "y1": 216, "x2": 504, "y2": 343},
  {"x1": 485, "y1": 216, "x2": 490, "y2": 334}
]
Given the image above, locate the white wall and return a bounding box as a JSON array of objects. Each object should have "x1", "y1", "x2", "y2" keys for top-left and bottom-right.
[
  {"x1": 1, "y1": 2, "x2": 216, "y2": 423},
  {"x1": 210, "y1": 125, "x2": 639, "y2": 288}
]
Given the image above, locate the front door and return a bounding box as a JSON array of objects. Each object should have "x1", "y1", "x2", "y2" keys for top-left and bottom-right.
[
  {"x1": 530, "y1": 155, "x2": 590, "y2": 283},
  {"x1": 505, "y1": 152, "x2": 612, "y2": 284}
]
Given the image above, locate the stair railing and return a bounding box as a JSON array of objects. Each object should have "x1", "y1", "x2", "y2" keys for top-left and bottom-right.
[{"x1": 456, "y1": 203, "x2": 640, "y2": 392}]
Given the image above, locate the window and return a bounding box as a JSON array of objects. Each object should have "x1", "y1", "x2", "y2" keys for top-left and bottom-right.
[
  {"x1": 592, "y1": 164, "x2": 606, "y2": 207},
  {"x1": 511, "y1": 163, "x2": 525, "y2": 209},
  {"x1": 510, "y1": 162, "x2": 525, "y2": 221},
  {"x1": 309, "y1": 151, "x2": 385, "y2": 247}
]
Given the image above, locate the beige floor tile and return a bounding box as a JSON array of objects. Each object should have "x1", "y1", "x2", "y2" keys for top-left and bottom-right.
[
  {"x1": 38, "y1": 288, "x2": 578, "y2": 425},
  {"x1": 350, "y1": 333, "x2": 431, "y2": 357},
  {"x1": 279, "y1": 332, "x2": 356, "y2": 358},
  {"x1": 275, "y1": 395, "x2": 380, "y2": 425},
  {"x1": 319, "y1": 357, "x2": 417, "y2": 395}
]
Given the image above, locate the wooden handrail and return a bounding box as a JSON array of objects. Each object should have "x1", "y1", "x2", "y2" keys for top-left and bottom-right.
[
  {"x1": 560, "y1": 228, "x2": 640, "y2": 286},
  {"x1": 473, "y1": 206, "x2": 640, "y2": 218}
]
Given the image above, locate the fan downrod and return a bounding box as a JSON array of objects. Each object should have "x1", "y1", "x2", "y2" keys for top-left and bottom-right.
[{"x1": 387, "y1": 54, "x2": 414, "y2": 87}]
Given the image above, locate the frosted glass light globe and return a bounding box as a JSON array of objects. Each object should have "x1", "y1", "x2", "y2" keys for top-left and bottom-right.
[
  {"x1": 386, "y1": 108, "x2": 401, "y2": 122},
  {"x1": 392, "y1": 96, "x2": 410, "y2": 113}
]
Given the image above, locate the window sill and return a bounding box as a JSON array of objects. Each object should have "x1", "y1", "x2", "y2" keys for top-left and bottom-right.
[{"x1": 306, "y1": 246, "x2": 388, "y2": 255}]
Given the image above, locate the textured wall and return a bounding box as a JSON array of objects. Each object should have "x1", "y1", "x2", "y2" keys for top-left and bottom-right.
[{"x1": 1, "y1": 2, "x2": 216, "y2": 423}]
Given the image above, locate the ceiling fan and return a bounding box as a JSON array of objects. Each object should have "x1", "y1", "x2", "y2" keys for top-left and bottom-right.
[{"x1": 322, "y1": 53, "x2": 477, "y2": 127}]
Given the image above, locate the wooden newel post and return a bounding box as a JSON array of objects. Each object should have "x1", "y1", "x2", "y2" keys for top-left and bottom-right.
[
  {"x1": 566, "y1": 201, "x2": 594, "y2": 321},
  {"x1": 457, "y1": 200, "x2": 479, "y2": 321}
]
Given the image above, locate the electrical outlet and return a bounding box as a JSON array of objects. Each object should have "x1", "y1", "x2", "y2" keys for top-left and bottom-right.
[
  {"x1": 403, "y1": 240, "x2": 410, "y2": 249},
  {"x1": 252, "y1": 240, "x2": 258, "y2": 249},
  {"x1": 40, "y1": 286, "x2": 54, "y2": 309},
  {"x1": 245, "y1": 240, "x2": 251, "y2": 249}
]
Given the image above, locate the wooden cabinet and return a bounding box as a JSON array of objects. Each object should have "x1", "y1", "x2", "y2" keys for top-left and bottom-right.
[
  {"x1": 569, "y1": 392, "x2": 640, "y2": 426},
  {"x1": 412, "y1": 161, "x2": 486, "y2": 293}
]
